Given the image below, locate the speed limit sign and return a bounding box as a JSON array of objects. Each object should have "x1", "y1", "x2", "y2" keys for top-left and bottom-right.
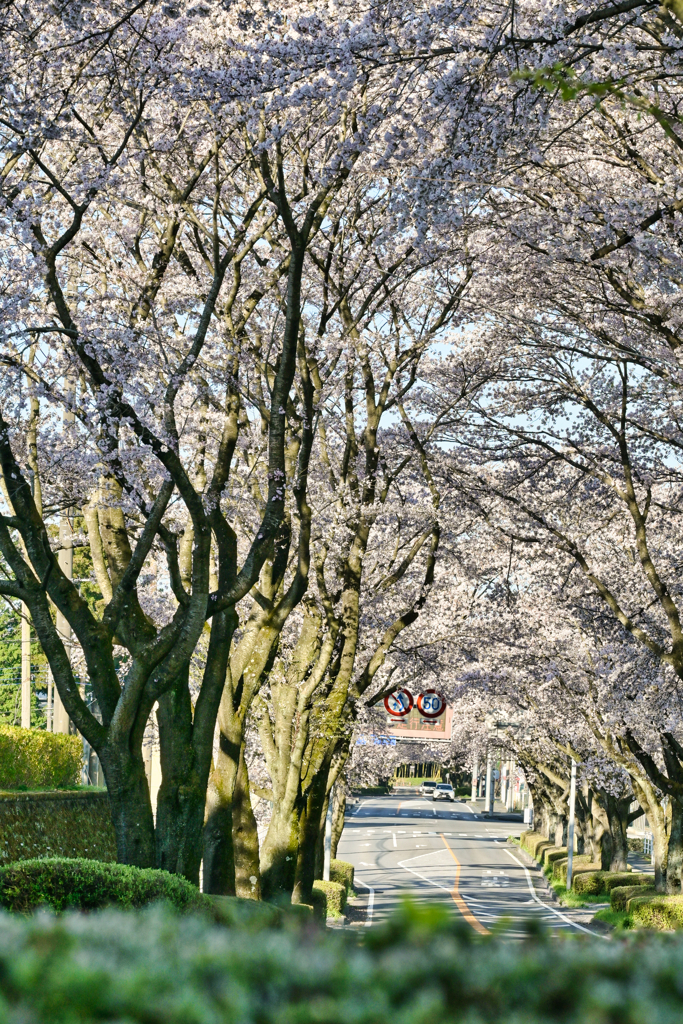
[
  {"x1": 416, "y1": 690, "x2": 446, "y2": 718},
  {"x1": 384, "y1": 689, "x2": 414, "y2": 717}
]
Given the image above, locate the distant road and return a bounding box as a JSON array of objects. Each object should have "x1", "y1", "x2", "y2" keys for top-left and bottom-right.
[{"x1": 337, "y1": 794, "x2": 602, "y2": 938}]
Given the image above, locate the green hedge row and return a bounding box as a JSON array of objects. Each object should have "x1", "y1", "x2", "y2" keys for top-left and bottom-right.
[
  {"x1": 631, "y1": 894, "x2": 683, "y2": 930},
  {"x1": 0, "y1": 790, "x2": 116, "y2": 866},
  {"x1": 330, "y1": 858, "x2": 354, "y2": 893},
  {"x1": 0, "y1": 726, "x2": 82, "y2": 789},
  {"x1": 312, "y1": 879, "x2": 347, "y2": 919},
  {"x1": 5, "y1": 902, "x2": 683, "y2": 1022},
  {"x1": 0, "y1": 858, "x2": 205, "y2": 914},
  {"x1": 573, "y1": 870, "x2": 651, "y2": 896},
  {"x1": 611, "y1": 884, "x2": 657, "y2": 912}
]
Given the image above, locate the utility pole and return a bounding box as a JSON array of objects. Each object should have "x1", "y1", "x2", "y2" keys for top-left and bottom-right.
[
  {"x1": 471, "y1": 757, "x2": 478, "y2": 803},
  {"x1": 485, "y1": 750, "x2": 493, "y2": 815},
  {"x1": 20, "y1": 605, "x2": 31, "y2": 728},
  {"x1": 323, "y1": 786, "x2": 335, "y2": 881},
  {"x1": 566, "y1": 759, "x2": 577, "y2": 890}
]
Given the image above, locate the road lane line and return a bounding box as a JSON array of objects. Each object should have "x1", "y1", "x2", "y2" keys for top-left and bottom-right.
[
  {"x1": 392, "y1": 832, "x2": 397, "y2": 847},
  {"x1": 439, "y1": 834, "x2": 491, "y2": 936},
  {"x1": 354, "y1": 876, "x2": 375, "y2": 927},
  {"x1": 502, "y1": 847, "x2": 605, "y2": 938}
]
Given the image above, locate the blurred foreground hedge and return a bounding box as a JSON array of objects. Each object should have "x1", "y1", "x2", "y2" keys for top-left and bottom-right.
[
  {"x1": 3, "y1": 903, "x2": 683, "y2": 1023},
  {"x1": 0, "y1": 726, "x2": 82, "y2": 789}
]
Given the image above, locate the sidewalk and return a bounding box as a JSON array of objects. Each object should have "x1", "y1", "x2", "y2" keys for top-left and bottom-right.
[{"x1": 467, "y1": 797, "x2": 524, "y2": 822}]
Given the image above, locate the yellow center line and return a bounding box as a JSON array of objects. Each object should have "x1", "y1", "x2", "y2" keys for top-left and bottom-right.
[
  {"x1": 440, "y1": 833, "x2": 490, "y2": 936},
  {"x1": 396, "y1": 801, "x2": 402, "y2": 816}
]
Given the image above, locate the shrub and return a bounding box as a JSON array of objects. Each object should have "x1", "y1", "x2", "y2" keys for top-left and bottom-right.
[
  {"x1": 521, "y1": 832, "x2": 553, "y2": 861},
  {"x1": 330, "y1": 859, "x2": 354, "y2": 893},
  {"x1": 553, "y1": 854, "x2": 599, "y2": 883},
  {"x1": 543, "y1": 847, "x2": 567, "y2": 868},
  {"x1": 6, "y1": 902, "x2": 683, "y2": 1022},
  {"x1": 0, "y1": 726, "x2": 82, "y2": 790},
  {"x1": 630, "y1": 894, "x2": 683, "y2": 931},
  {"x1": 572, "y1": 870, "x2": 650, "y2": 896},
  {"x1": 573, "y1": 871, "x2": 605, "y2": 895},
  {"x1": 0, "y1": 857, "x2": 205, "y2": 914},
  {"x1": 611, "y1": 884, "x2": 657, "y2": 912},
  {"x1": 602, "y1": 872, "x2": 650, "y2": 893},
  {"x1": 312, "y1": 879, "x2": 346, "y2": 918},
  {"x1": 0, "y1": 790, "x2": 116, "y2": 866}
]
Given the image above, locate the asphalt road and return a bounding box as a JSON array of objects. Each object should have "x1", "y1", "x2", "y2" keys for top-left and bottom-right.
[{"x1": 337, "y1": 793, "x2": 600, "y2": 938}]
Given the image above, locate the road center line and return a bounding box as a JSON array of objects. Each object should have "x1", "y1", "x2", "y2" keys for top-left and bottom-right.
[{"x1": 439, "y1": 834, "x2": 491, "y2": 936}]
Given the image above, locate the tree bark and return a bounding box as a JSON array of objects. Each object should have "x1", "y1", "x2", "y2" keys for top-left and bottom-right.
[
  {"x1": 330, "y1": 789, "x2": 346, "y2": 860},
  {"x1": 232, "y1": 742, "x2": 262, "y2": 899}
]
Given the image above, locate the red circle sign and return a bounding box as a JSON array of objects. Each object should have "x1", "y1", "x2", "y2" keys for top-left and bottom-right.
[
  {"x1": 384, "y1": 689, "x2": 414, "y2": 717},
  {"x1": 416, "y1": 690, "x2": 446, "y2": 718}
]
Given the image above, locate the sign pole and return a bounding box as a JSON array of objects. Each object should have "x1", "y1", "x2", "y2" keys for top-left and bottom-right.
[
  {"x1": 566, "y1": 759, "x2": 577, "y2": 890},
  {"x1": 323, "y1": 785, "x2": 335, "y2": 882}
]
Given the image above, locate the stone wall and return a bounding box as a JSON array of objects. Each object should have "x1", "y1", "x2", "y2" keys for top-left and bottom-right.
[{"x1": 0, "y1": 789, "x2": 116, "y2": 866}]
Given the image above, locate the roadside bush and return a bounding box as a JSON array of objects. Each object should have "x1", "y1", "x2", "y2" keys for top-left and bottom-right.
[
  {"x1": 611, "y1": 885, "x2": 657, "y2": 912},
  {"x1": 603, "y1": 872, "x2": 650, "y2": 892},
  {"x1": 543, "y1": 847, "x2": 567, "y2": 869},
  {"x1": 572, "y1": 870, "x2": 651, "y2": 896},
  {"x1": 553, "y1": 854, "x2": 599, "y2": 883},
  {"x1": 312, "y1": 879, "x2": 346, "y2": 918},
  {"x1": 5, "y1": 902, "x2": 683, "y2": 1022},
  {"x1": 0, "y1": 858, "x2": 205, "y2": 914},
  {"x1": 330, "y1": 859, "x2": 354, "y2": 893},
  {"x1": 573, "y1": 871, "x2": 605, "y2": 895},
  {"x1": 521, "y1": 832, "x2": 553, "y2": 861},
  {"x1": 0, "y1": 727, "x2": 82, "y2": 790},
  {"x1": 630, "y1": 894, "x2": 683, "y2": 931}
]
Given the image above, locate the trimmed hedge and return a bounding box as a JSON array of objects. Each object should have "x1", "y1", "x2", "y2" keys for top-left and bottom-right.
[
  {"x1": 573, "y1": 870, "x2": 652, "y2": 897},
  {"x1": 611, "y1": 884, "x2": 657, "y2": 912},
  {"x1": 0, "y1": 789, "x2": 116, "y2": 866},
  {"x1": 6, "y1": 903, "x2": 683, "y2": 1022},
  {"x1": 0, "y1": 857, "x2": 204, "y2": 914},
  {"x1": 330, "y1": 858, "x2": 354, "y2": 893},
  {"x1": 312, "y1": 878, "x2": 347, "y2": 918},
  {"x1": 0, "y1": 726, "x2": 82, "y2": 789},
  {"x1": 631, "y1": 894, "x2": 683, "y2": 930},
  {"x1": 553, "y1": 854, "x2": 599, "y2": 883},
  {"x1": 543, "y1": 846, "x2": 567, "y2": 869}
]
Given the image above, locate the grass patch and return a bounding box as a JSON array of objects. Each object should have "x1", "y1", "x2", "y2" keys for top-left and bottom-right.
[
  {"x1": 593, "y1": 907, "x2": 632, "y2": 932},
  {"x1": 549, "y1": 879, "x2": 610, "y2": 908}
]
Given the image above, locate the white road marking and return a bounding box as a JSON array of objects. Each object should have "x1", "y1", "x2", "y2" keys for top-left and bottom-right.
[
  {"x1": 392, "y1": 833, "x2": 397, "y2": 848},
  {"x1": 502, "y1": 847, "x2": 605, "y2": 938},
  {"x1": 354, "y1": 876, "x2": 375, "y2": 927}
]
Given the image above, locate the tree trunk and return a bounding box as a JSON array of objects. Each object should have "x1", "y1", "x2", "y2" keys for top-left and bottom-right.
[
  {"x1": 605, "y1": 794, "x2": 630, "y2": 873},
  {"x1": 330, "y1": 789, "x2": 346, "y2": 860},
  {"x1": 292, "y1": 769, "x2": 327, "y2": 904},
  {"x1": 259, "y1": 801, "x2": 301, "y2": 902},
  {"x1": 203, "y1": 728, "x2": 241, "y2": 895},
  {"x1": 232, "y1": 743, "x2": 261, "y2": 899},
  {"x1": 100, "y1": 746, "x2": 156, "y2": 868},
  {"x1": 666, "y1": 800, "x2": 683, "y2": 895}
]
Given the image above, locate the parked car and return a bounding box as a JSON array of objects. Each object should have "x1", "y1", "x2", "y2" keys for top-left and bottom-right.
[
  {"x1": 420, "y1": 780, "x2": 437, "y2": 797},
  {"x1": 433, "y1": 783, "x2": 455, "y2": 802}
]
